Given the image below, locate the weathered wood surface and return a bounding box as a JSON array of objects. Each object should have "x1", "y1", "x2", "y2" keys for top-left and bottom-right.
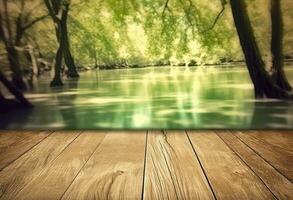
[
  {"x1": 235, "y1": 131, "x2": 293, "y2": 182},
  {"x1": 0, "y1": 131, "x2": 51, "y2": 170},
  {"x1": 187, "y1": 131, "x2": 276, "y2": 200},
  {"x1": 144, "y1": 131, "x2": 214, "y2": 200},
  {"x1": 13, "y1": 131, "x2": 106, "y2": 200},
  {"x1": 219, "y1": 131, "x2": 293, "y2": 199},
  {"x1": 0, "y1": 131, "x2": 31, "y2": 149},
  {"x1": 0, "y1": 130, "x2": 291, "y2": 200},
  {"x1": 62, "y1": 131, "x2": 146, "y2": 200},
  {"x1": 0, "y1": 131, "x2": 80, "y2": 200}
]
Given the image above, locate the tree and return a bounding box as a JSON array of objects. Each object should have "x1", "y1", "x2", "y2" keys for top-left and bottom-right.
[
  {"x1": 270, "y1": 0, "x2": 292, "y2": 91},
  {"x1": 158, "y1": 0, "x2": 292, "y2": 99},
  {"x1": 229, "y1": 0, "x2": 292, "y2": 99},
  {"x1": 0, "y1": 0, "x2": 27, "y2": 90},
  {"x1": 0, "y1": 0, "x2": 48, "y2": 90},
  {"x1": 44, "y1": 0, "x2": 79, "y2": 87},
  {"x1": 62, "y1": 7, "x2": 79, "y2": 78}
]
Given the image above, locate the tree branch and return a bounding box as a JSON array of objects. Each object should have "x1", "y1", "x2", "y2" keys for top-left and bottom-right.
[
  {"x1": 200, "y1": 0, "x2": 227, "y2": 33},
  {"x1": 23, "y1": 14, "x2": 49, "y2": 30},
  {"x1": 178, "y1": 0, "x2": 196, "y2": 33},
  {"x1": 44, "y1": 0, "x2": 59, "y2": 23},
  {"x1": 162, "y1": 0, "x2": 171, "y2": 21}
]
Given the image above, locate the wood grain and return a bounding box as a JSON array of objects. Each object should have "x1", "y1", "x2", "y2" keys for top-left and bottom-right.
[
  {"x1": 236, "y1": 131, "x2": 293, "y2": 182},
  {"x1": 255, "y1": 131, "x2": 293, "y2": 151},
  {"x1": 62, "y1": 131, "x2": 146, "y2": 200},
  {"x1": 188, "y1": 131, "x2": 275, "y2": 200},
  {"x1": 0, "y1": 131, "x2": 51, "y2": 170},
  {"x1": 0, "y1": 131, "x2": 80, "y2": 200},
  {"x1": 219, "y1": 132, "x2": 293, "y2": 199},
  {"x1": 143, "y1": 131, "x2": 214, "y2": 200},
  {"x1": 0, "y1": 131, "x2": 30, "y2": 149},
  {"x1": 13, "y1": 131, "x2": 106, "y2": 200},
  {"x1": 0, "y1": 130, "x2": 291, "y2": 199}
]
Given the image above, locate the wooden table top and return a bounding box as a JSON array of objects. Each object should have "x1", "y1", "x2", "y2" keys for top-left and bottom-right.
[{"x1": 0, "y1": 130, "x2": 292, "y2": 199}]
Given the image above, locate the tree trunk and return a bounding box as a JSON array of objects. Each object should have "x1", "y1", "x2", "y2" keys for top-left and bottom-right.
[
  {"x1": 63, "y1": 32, "x2": 79, "y2": 78},
  {"x1": 28, "y1": 46, "x2": 39, "y2": 76},
  {"x1": 270, "y1": 0, "x2": 292, "y2": 91},
  {"x1": 0, "y1": 70, "x2": 32, "y2": 107},
  {"x1": 229, "y1": 0, "x2": 291, "y2": 99},
  {"x1": 5, "y1": 45, "x2": 27, "y2": 90},
  {"x1": 61, "y1": 5, "x2": 79, "y2": 78},
  {"x1": 94, "y1": 49, "x2": 98, "y2": 69},
  {"x1": 15, "y1": 19, "x2": 24, "y2": 47},
  {"x1": 50, "y1": 23, "x2": 64, "y2": 87},
  {"x1": 50, "y1": 40, "x2": 64, "y2": 87}
]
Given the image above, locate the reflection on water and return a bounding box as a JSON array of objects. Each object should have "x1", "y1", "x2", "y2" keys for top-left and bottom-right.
[{"x1": 1, "y1": 66, "x2": 292, "y2": 129}]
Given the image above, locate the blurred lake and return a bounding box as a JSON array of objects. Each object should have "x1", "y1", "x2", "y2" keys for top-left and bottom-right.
[{"x1": 1, "y1": 65, "x2": 292, "y2": 129}]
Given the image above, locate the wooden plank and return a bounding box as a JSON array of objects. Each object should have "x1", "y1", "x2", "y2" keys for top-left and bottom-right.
[
  {"x1": 187, "y1": 131, "x2": 275, "y2": 200},
  {"x1": 0, "y1": 131, "x2": 51, "y2": 170},
  {"x1": 219, "y1": 132, "x2": 293, "y2": 200},
  {"x1": 236, "y1": 131, "x2": 293, "y2": 182},
  {"x1": 13, "y1": 131, "x2": 107, "y2": 200},
  {"x1": 0, "y1": 131, "x2": 29, "y2": 149},
  {"x1": 249, "y1": 131, "x2": 293, "y2": 152},
  {"x1": 143, "y1": 131, "x2": 214, "y2": 200},
  {"x1": 0, "y1": 131, "x2": 46, "y2": 154},
  {"x1": 0, "y1": 131, "x2": 80, "y2": 200},
  {"x1": 61, "y1": 131, "x2": 146, "y2": 200}
]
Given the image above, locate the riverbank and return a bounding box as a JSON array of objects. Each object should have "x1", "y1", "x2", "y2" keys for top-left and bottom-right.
[{"x1": 81, "y1": 58, "x2": 293, "y2": 71}]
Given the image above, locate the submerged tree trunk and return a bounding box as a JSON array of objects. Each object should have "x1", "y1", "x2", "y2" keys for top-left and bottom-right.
[
  {"x1": 270, "y1": 0, "x2": 292, "y2": 91},
  {"x1": 0, "y1": 70, "x2": 32, "y2": 108},
  {"x1": 64, "y1": 40, "x2": 79, "y2": 78},
  {"x1": 50, "y1": 24, "x2": 64, "y2": 87},
  {"x1": 5, "y1": 45, "x2": 27, "y2": 90},
  {"x1": 28, "y1": 46, "x2": 39, "y2": 76},
  {"x1": 94, "y1": 49, "x2": 98, "y2": 69},
  {"x1": 45, "y1": 1, "x2": 79, "y2": 86},
  {"x1": 229, "y1": 0, "x2": 291, "y2": 99},
  {"x1": 63, "y1": 22, "x2": 79, "y2": 77},
  {"x1": 61, "y1": 4, "x2": 79, "y2": 78}
]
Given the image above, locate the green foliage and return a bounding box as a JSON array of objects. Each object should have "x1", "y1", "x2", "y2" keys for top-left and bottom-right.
[{"x1": 1, "y1": 0, "x2": 293, "y2": 68}]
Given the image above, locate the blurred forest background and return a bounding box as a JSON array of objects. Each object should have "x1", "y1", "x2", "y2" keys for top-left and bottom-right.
[{"x1": 1, "y1": 0, "x2": 293, "y2": 69}]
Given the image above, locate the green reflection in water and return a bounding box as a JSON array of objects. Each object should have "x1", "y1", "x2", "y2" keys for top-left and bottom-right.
[{"x1": 1, "y1": 66, "x2": 293, "y2": 129}]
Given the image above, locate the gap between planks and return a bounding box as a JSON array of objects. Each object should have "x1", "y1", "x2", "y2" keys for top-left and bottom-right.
[
  {"x1": 0, "y1": 130, "x2": 292, "y2": 200},
  {"x1": 0, "y1": 131, "x2": 82, "y2": 200},
  {"x1": 217, "y1": 131, "x2": 293, "y2": 199},
  {"x1": 187, "y1": 131, "x2": 277, "y2": 200},
  {"x1": 0, "y1": 131, "x2": 52, "y2": 171}
]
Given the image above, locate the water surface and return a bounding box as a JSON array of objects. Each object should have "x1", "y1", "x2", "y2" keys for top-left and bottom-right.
[{"x1": 1, "y1": 65, "x2": 293, "y2": 129}]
